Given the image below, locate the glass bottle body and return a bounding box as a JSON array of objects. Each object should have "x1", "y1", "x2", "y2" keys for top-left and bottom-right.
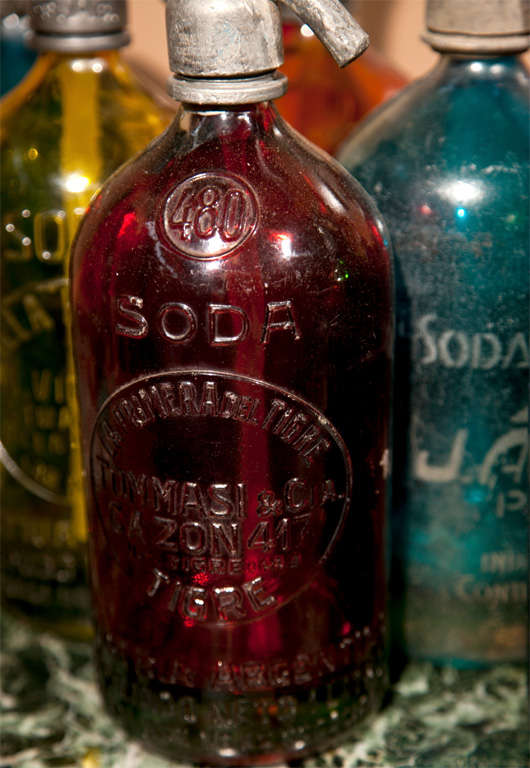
[
  {"x1": 0, "y1": 50, "x2": 170, "y2": 638},
  {"x1": 71, "y1": 102, "x2": 393, "y2": 763},
  {"x1": 277, "y1": 20, "x2": 406, "y2": 154},
  {"x1": 339, "y1": 56, "x2": 529, "y2": 666}
]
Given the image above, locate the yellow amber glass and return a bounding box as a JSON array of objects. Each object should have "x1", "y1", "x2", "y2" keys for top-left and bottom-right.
[{"x1": 1, "y1": 50, "x2": 172, "y2": 639}]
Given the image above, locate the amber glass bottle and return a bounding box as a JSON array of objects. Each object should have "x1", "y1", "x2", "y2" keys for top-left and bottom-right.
[
  {"x1": 0, "y1": 0, "x2": 170, "y2": 639},
  {"x1": 70, "y1": 0, "x2": 393, "y2": 762},
  {"x1": 277, "y1": 8, "x2": 406, "y2": 154}
]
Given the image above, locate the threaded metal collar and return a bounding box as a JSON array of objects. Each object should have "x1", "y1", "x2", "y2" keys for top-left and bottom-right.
[{"x1": 30, "y1": 0, "x2": 129, "y2": 52}]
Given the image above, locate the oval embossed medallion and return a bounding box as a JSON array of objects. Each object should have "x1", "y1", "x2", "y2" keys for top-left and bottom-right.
[
  {"x1": 161, "y1": 172, "x2": 258, "y2": 259},
  {"x1": 90, "y1": 370, "x2": 352, "y2": 625},
  {"x1": 1, "y1": 276, "x2": 69, "y2": 505}
]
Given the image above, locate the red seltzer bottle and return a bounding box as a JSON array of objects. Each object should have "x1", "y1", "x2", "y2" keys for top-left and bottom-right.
[{"x1": 70, "y1": 0, "x2": 393, "y2": 763}]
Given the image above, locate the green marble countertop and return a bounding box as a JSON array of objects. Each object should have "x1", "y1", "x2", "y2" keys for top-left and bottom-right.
[{"x1": 1, "y1": 615, "x2": 528, "y2": 768}]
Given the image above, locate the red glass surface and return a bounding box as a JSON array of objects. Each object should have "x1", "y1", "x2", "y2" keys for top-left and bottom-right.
[{"x1": 71, "y1": 102, "x2": 392, "y2": 764}]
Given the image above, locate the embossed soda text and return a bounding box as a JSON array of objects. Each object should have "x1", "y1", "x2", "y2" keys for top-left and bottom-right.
[
  {"x1": 115, "y1": 295, "x2": 302, "y2": 346},
  {"x1": 2, "y1": 206, "x2": 84, "y2": 353},
  {"x1": 3, "y1": 207, "x2": 84, "y2": 264},
  {"x1": 415, "y1": 314, "x2": 528, "y2": 370}
]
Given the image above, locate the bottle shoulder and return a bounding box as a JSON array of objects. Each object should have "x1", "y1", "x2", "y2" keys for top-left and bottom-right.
[
  {"x1": 339, "y1": 57, "x2": 530, "y2": 176},
  {"x1": 97, "y1": 54, "x2": 174, "y2": 126},
  {"x1": 70, "y1": 109, "x2": 394, "y2": 401},
  {"x1": 335, "y1": 61, "x2": 529, "y2": 298},
  {"x1": 1, "y1": 52, "x2": 169, "y2": 152},
  {"x1": 75, "y1": 110, "x2": 386, "y2": 253},
  {"x1": 1, "y1": 54, "x2": 170, "y2": 215},
  {"x1": 70, "y1": 110, "x2": 392, "y2": 323}
]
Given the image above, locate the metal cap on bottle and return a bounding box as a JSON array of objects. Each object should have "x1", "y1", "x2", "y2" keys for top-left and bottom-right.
[
  {"x1": 166, "y1": 0, "x2": 369, "y2": 103},
  {"x1": 424, "y1": 0, "x2": 530, "y2": 53},
  {"x1": 30, "y1": 0, "x2": 130, "y2": 52},
  {"x1": 279, "y1": 0, "x2": 353, "y2": 26},
  {"x1": 1, "y1": 1, "x2": 29, "y2": 20}
]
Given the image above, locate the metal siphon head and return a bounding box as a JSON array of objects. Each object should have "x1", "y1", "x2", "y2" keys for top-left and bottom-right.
[
  {"x1": 166, "y1": 0, "x2": 369, "y2": 104},
  {"x1": 29, "y1": 0, "x2": 130, "y2": 52},
  {"x1": 1, "y1": 1, "x2": 30, "y2": 21},
  {"x1": 424, "y1": 0, "x2": 530, "y2": 53}
]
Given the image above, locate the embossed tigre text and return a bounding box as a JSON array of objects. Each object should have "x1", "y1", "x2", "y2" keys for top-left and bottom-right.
[{"x1": 96, "y1": 378, "x2": 331, "y2": 464}]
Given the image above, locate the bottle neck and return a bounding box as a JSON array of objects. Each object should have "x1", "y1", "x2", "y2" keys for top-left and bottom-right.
[
  {"x1": 430, "y1": 52, "x2": 528, "y2": 85},
  {"x1": 168, "y1": 72, "x2": 288, "y2": 106},
  {"x1": 174, "y1": 100, "x2": 279, "y2": 135},
  {"x1": 35, "y1": 48, "x2": 124, "y2": 73},
  {"x1": 30, "y1": 30, "x2": 129, "y2": 54},
  {"x1": 0, "y1": 46, "x2": 131, "y2": 120},
  {"x1": 424, "y1": 30, "x2": 529, "y2": 56},
  {"x1": 164, "y1": 101, "x2": 287, "y2": 156}
]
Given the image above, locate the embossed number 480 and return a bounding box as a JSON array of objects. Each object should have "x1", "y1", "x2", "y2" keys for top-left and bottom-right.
[{"x1": 171, "y1": 184, "x2": 248, "y2": 243}]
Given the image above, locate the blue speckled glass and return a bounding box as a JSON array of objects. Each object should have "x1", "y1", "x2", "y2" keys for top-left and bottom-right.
[
  {"x1": 339, "y1": 55, "x2": 529, "y2": 666},
  {"x1": 1, "y1": 16, "x2": 36, "y2": 95}
]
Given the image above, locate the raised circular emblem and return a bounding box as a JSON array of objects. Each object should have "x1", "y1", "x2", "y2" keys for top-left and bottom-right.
[
  {"x1": 90, "y1": 370, "x2": 353, "y2": 625},
  {"x1": 161, "y1": 172, "x2": 258, "y2": 259}
]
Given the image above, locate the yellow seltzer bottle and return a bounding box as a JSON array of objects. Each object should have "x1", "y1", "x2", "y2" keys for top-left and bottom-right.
[{"x1": 1, "y1": 0, "x2": 172, "y2": 639}]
